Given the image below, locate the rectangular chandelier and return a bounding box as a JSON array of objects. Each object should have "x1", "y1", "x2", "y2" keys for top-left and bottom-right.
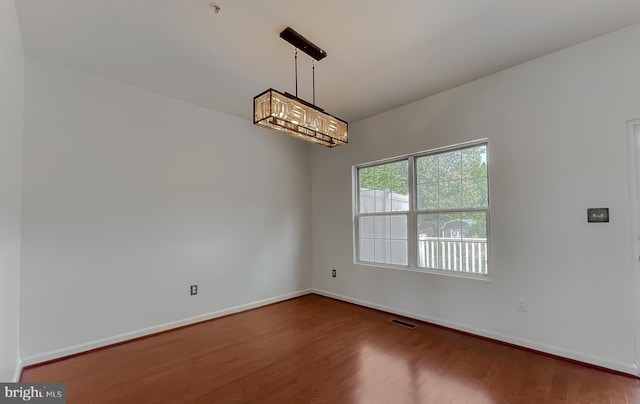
[
  {"x1": 253, "y1": 27, "x2": 348, "y2": 148},
  {"x1": 254, "y1": 89, "x2": 348, "y2": 148}
]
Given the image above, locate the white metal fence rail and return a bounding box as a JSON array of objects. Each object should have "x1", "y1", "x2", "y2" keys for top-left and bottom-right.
[{"x1": 418, "y1": 237, "x2": 488, "y2": 274}]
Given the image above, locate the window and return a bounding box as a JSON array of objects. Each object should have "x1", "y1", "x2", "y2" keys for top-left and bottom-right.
[
  {"x1": 354, "y1": 141, "x2": 489, "y2": 276},
  {"x1": 357, "y1": 160, "x2": 409, "y2": 265}
]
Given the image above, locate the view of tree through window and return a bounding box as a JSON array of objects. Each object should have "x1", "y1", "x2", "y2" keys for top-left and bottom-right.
[{"x1": 355, "y1": 143, "x2": 489, "y2": 275}]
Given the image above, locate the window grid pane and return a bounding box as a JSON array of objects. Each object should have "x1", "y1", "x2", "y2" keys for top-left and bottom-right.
[
  {"x1": 416, "y1": 211, "x2": 488, "y2": 274},
  {"x1": 417, "y1": 144, "x2": 488, "y2": 213},
  {"x1": 358, "y1": 160, "x2": 409, "y2": 214},
  {"x1": 358, "y1": 213, "x2": 408, "y2": 266}
]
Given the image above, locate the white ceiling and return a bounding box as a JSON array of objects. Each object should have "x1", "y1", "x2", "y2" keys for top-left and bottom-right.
[{"x1": 15, "y1": 0, "x2": 640, "y2": 123}]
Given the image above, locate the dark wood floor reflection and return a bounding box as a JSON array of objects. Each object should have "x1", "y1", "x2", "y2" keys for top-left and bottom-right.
[{"x1": 22, "y1": 294, "x2": 640, "y2": 403}]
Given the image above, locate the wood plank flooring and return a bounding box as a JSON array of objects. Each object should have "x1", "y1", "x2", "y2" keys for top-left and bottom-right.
[{"x1": 21, "y1": 294, "x2": 640, "y2": 403}]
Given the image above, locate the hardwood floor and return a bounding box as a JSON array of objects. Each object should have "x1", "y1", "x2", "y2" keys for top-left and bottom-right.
[{"x1": 22, "y1": 294, "x2": 640, "y2": 403}]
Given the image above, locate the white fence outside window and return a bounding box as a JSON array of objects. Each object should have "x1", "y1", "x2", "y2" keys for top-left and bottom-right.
[{"x1": 417, "y1": 237, "x2": 488, "y2": 274}]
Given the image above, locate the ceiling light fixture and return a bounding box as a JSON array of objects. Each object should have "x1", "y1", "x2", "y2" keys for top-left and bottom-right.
[{"x1": 254, "y1": 27, "x2": 348, "y2": 148}]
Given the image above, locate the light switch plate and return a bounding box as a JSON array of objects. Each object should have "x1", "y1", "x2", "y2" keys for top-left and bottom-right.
[{"x1": 587, "y1": 208, "x2": 609, "y2": 223}]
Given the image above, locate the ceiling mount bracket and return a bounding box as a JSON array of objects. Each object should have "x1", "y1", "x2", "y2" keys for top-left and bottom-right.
[
  {"x1": 279, "y1": 27, "x2": 327, "y2": 61},
  {"x1": 209, "y1": 2, "x2": 221, "y2": 14}
]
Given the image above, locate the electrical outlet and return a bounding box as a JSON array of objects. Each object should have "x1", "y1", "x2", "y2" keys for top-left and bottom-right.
[
  {"x1": 516, "y1": 298, "x2": 527, "y2": 312},
  {"x1": 190, "y1": 285, "x2": 198, "y2": 296},
  {"x1": 331, "y1": 269, "x2": 336, "y2": 278}
]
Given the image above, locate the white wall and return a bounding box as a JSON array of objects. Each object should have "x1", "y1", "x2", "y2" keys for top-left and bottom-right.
[
  {"x1": 311, "y1": 23, "x2": 640, "y2": 374},
  {"x1": 0, "y1": 0, "x2": 24, "y2": 382},
  {"x1": 20, "y1": 58, "x2": 312, "y2": 361}
]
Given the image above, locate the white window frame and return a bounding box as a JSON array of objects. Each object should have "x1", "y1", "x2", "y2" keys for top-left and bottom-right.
[{"x1": 353, "y1": 139, "x2": 490, "y2": 279}]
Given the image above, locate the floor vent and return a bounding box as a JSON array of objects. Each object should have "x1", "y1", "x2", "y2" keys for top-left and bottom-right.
[{"x1": 390, "y1": 319, "x2": 417, "y2": 329}]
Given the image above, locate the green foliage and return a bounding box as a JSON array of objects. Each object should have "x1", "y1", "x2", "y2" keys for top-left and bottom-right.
[
  {"x1": 359, "y1": 160, "x2": 408, "y2": 195},
  {"x1": 416, "y1": 145, "x2": 487, "y2": 210},
  {"x1": 415, "y1": 145, "x2": 488, "y2": 238}
]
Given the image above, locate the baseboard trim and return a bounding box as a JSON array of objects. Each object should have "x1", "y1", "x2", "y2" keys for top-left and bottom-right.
[
  {"x1": 21, "y1": 289, "x2": 312, "y2": 369},
  {"x1": 311, "y1": 288, "x2": 638, "y2": 377},
  {"x1": 12, "y1": 359, "x2": 22, "y2": 382}
]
